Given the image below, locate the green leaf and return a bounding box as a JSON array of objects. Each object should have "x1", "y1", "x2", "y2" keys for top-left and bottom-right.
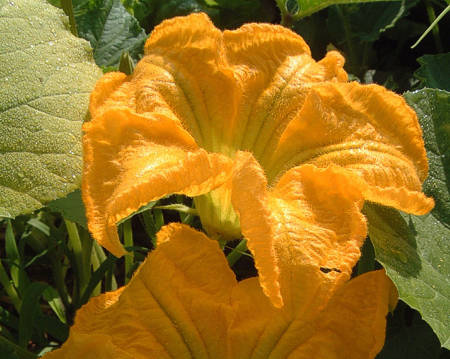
[
  {"x1": 415, "y1": 54, "x2": 450, "y2": 91},
  {"x1": 0, "y1": 0, "x2": 102, "y2": 219},
  {"x1": 4, "y1": 220, "x2": 20, "y2": 288},
  {"x1": 404, "y1": 89, "x2": 450, "y2": 227},
  {"x1": 47, "y1": 189, "x2": 87, "y2": 228},
  {"x1": 365, "y1": 204, "x2": 450, "y2": 349},
  {"x1": 327, "y1": 0, "x2": 410, "y2": 43},
  {"x1": 367, "y1": 88, "x2": 450, "y2": 348},
  {"x1": 73, "y1": 0, "x2": 147, "y2": 67},
  {"x1": 0, "y1": 306, "x2": 18, "y2": 330},
  {"x1": 18, "y1": 282, "x2": 48, "y2": 347},
  {"x1": 278, "y1": 0, "x2": 403, "y2": 19},
  {"x1": 42, "y1": 286, "x2": 66, "y2": 324}
]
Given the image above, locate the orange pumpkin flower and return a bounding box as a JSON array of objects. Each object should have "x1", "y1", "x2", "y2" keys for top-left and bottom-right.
[
  {"x1": 43, "y1": 224, "x2": 397, "y2": 359},
  {"x1": 83, "y1": 13, "x2": 433, "y2": 307}
]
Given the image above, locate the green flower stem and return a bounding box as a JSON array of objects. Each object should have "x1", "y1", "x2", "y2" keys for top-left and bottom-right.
[
  {"x1": 93, "y1": 242, "x2": 117, "y2": 290},
  {"x1": 90, "y1": 244, "x2": 101, "y2": 296},
  {"x1": 64, "y1": 219, "x2": 86, "y2": 303},
  {"x1": 276, "y1": 0, "x2": 295, "y2": 28},
  {"x1": 50, "y1": 256, "x2": 71, "y2": 310},
  {"x1": 412, "y1": 4, "x2": 449, "y2": 49},
  {"x1": 61, "y1": 0, "x2": 78, "y2": 37},
  {"x1": 227, "y1": 239, "x2": 248, "y2": 267},
  {"x1": 155, "y1": 204, "x2": 199, "y2": 215},
  {"x1": 0, "y1": 335, "x2": 36, "y2": 359},
  {"x1": 0, "y1": 260, "x2": 21, "y2": 311},
  {"x1": 357, "y1": 238, "x2": 375, "y2": 275},
  {"x1": 123, "y1": 220, "x2": 134, "y2": 284},
  {"x1": 424, "y1": 0, "x2": 444, "y2": 52}
]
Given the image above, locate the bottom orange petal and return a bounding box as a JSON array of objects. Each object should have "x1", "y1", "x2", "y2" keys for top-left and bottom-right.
[{"x1": 44, "y1": 224, "x2": 395, "y2": 359}]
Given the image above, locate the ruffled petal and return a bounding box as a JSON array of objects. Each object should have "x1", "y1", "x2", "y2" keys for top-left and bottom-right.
[
  {"x1": 83, "y1": 108, "x2": 233, "y2": 256},
  {"x1": 271, "y1": 165, "x2": 368, "y2": 279},
  {"x1": 230, "y1": 154, "x2": 367, "y2": 308},
  {"x1": 89, "y1": 71, "x2": 128, "y2": 118},
  {"x1": 288, "y1": 270, "x2": 397, "y2": 359},
  {"x1": 231, "y1": 151, "x2": 282, "y2": 307},
  {"x1": 223, "y1": 24, "x2": 347, "y2": 161},
  {"x1": 139, "y1": 13, "x2": 239, "y2": 153},
  {"x1": 269, "y1": 82, "x2": 434, "y2": 215},
  {"x1": 44, "y1": 223, "x2": 236, "y2": 359},
  {"x1": 229, "y1": 268, "x2": 395, "y2": 359}
]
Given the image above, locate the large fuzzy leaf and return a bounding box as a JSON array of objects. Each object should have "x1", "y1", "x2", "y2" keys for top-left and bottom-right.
[
  {"x1": 367, "y1": 89, "x2": 450, "y2": 348},
  {"x1": 0, "y1": 0, "x2": 102, "y2": 218},
  {"x1": 366, "y1": 89, "x2": 450, "y2": 349},
  {"x1": 404, "y1": 89, "x2": 449, "y2": 227},
  {"x1": 366, "y1": 205, "x2": 450, "y2": 349}
]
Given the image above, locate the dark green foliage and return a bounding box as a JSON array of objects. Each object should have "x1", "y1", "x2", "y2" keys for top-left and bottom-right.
[
  {"x1": 47, "y1": 190, "x2": 87, "y2": 229},
  {"x1": 415, "y1": 53, "x2": 450, "y2": 91},
  {"x1": 377, "y1": 301, "x2": 444, "y2": 359},
  {"x1": 73, "y1": 0, "x2": 147, "y2": 66}
]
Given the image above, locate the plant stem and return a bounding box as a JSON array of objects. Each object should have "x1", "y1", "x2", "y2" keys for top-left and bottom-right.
[
  {"x1": 411, "y1": 3, "x2": 449, "y2": 50},
  {"x1": 93, "y1": 242, "x2": 117, "y2": 290},
  {"x1": 90, "y1": 244, "x2": 101, "y2": 296},
  {"x1": 61, "y1": 0, "x2": 78, "y2": 37},
  {"x1": 227, "y1": 239, "x2": 248, "y2": 267},
  {"x1": 0, "y1": 260, "x2": 21, "y2": 311},
  {"x1": 65, "y1": 219, "x2": 85, "y2": 304},
  {"x1": 424, "y1": 0, "x2": 444, "y2": 52},
  {"x1": 123, "y1": 220, "x2": 134, "y2": 284},
  {"x1": 50, "y1": 256, "x2": 71, "y2": 310}
]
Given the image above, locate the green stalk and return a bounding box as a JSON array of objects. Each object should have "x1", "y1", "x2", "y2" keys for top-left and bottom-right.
[
  {"x1": 65, "y1": 219, "x2": 85, "y2": 303},
  {"x1": 424, "y1": 0, "x2": 444, "y2": 52},
  {"x1": 93, "y1": 242, "x2": 117, "y2": 290},
  {"x1": 80, "y1": 229, "x2": 93, "y2": 293},
  {"x1": 0, "y1": 260, "x2": 21, "y2": 311},
  {"x1": 227, "y1": 239, "x2": 248, "y2": 267},
  {"x1": 90, "y1": 245, "x2": 101, "y2": 296},
  {"x1": 123, "y1": 220, "x2": 134, "y2": 284},
  {"x1": 411, "y1": 4, "x2": 449, "y2": 49},
  {"x1": 50, "y1": 257, "x2": 71, "y2": 310},
  {"x1": 61, "y1": 0, "x2": 78, "y2": 37},
  {"x1": 276, "y1": 0, "x2": 295, "y2": 28}
]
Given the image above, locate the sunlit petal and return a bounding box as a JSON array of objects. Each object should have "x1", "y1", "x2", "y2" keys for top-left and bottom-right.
[
  {"x1": 231, "y1": 154, "x2": 368, "y2": 307},
  {"x1": 83, "y1": 108, "x2": 232, "y2": 256},
  {"x1": 229, "y1": 269, "x2": 395, "y2": 359},
  {"x1": 45, "y1": 225, "x2": 395, "y2": 359},
  {"x1": 223, "y1": 24, "x2": 347, "y2": 161},
  {"x1": 269, "y1": 82, "x2": 434, "y2": 214},
  {"x1": 44, "y1": 224, "x2": 235, "y2": 359},
  {"x1": 231, "y1": 151, "x2": 282, "y2": 307}
]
